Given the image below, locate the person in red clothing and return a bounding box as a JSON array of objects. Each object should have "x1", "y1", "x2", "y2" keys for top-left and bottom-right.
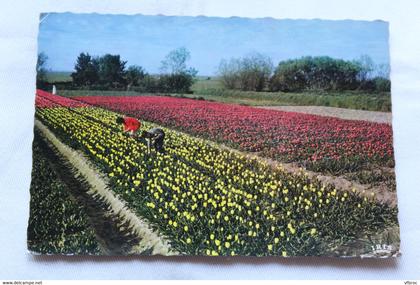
[{"x1": 116, "y1": 116, "x2": 141, "y2": 137}]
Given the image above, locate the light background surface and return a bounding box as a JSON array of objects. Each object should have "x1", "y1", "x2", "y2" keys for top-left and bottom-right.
[{"x1": 1, "y1": 0, "x2": 420, "y2": 280}]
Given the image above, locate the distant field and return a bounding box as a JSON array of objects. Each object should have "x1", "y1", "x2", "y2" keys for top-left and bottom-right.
[
  {"x1": 185, "y1": 88, "x2": 392, "y2": 112},
  {"x1": 52, "y1": 74, "x2": 391, "y2": 112},
  {"x1": 45, "y1": 71, "x2": 72, "y2": 82},
  {"x1": 191, "y1": 77, "x2": 391, "y2": 112},
  {"x1": 58, "y1": 90, "x2": 142, "y2": 97},
  {"x1": 191, "y1": 76, "x2": 224, "y2": 91},
  {"x1": 45, "y1": 72, "x2": 221, "y2": 87}
]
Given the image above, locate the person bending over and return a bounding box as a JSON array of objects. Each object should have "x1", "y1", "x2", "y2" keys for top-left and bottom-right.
[
  {"x1": 116, "y1": 116, "x2": 141, "y2": 137},
  {"x1": 141, "y1": 128, "x2": 165, "y2": 153}
]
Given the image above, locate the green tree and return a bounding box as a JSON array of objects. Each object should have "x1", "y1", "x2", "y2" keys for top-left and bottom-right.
[
  {"x1": 353, "y1": 55, "x2": 391, "y2": 92},
  {"x1": 355, "y1": 54, "x2": 375, "y2": 82},
  {"x1": 218, "y1": 58, "x2": 242, "y2": 89},
  {"x1": 239, "y1": 52, "x2": 273, "y2": 91},
  {"x1": 161, "y1": 47, "x2": 196, "y2": 75},
  {"x1": 97, "y1": 54, "x2": 127, "y2": 87},
  {"x1": 218, "y1": 52, "x2": 273, "y2": 91},
  {"x1": 71, "y1": 52, "x2": 99, "y2": 86},
  {"x1": 159, "y1": 47, "x2": 197, "y2": 93},
  {"x1": 270, "y1": 56, "x2": 362, "y2": 92},
  {"x1": 125, "y1": 65, "x2": 146, "y2": 88},
  {"x1": 36, "y1": 52, "x2": 48, "y2": 83}
]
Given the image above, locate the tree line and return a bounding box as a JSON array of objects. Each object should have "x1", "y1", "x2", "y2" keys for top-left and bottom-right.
[
  {"x1": 37, "y1": 47, "x2": 197, "y2": 93},
  {"x1": 37, "y1": 49, "x2": 390, "y2": 94},
  {"x1": 218, "y1": 53, "x2": 390, "y2": 92}
]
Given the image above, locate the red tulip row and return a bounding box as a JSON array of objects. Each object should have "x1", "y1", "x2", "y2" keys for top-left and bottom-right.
[
  {"x1": 36, "y1": 90, "x2": 88, "y2": 108},
  {"x1": 74, "y1": 95, "x2": 394, "y2": 172}
]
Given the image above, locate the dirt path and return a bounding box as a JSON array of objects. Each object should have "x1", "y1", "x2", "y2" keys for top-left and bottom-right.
[
  {"x1": 259, "y1": 105, "x2": 392, "y2": 124},
  {"x1": 35, "y1": 120, "x2": 177, "y2": 256}
]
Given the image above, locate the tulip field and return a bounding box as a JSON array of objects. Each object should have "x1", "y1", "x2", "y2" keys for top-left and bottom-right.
[{"x1": 30, "y1": 90, "x2": 399, "y2": 256}]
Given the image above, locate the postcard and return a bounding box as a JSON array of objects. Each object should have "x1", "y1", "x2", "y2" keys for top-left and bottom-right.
[{"x1": 29, "y1": 13, "x2": 399, "y2": 257}]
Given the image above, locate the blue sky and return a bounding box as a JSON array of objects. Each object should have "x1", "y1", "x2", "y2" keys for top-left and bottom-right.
[{"x1": 38, "y1": 13, "x2": 389, "y2": 76}]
